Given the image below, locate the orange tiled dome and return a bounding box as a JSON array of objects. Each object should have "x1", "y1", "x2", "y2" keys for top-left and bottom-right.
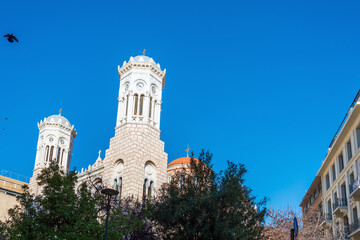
[{"x1": 168, "y1": 157, "x2": 200, "y2": 166}]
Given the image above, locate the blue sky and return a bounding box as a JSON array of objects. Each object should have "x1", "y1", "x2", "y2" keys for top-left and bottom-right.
[{"x1": 1, "y1": 0, "x2": 360, "y2": 210}]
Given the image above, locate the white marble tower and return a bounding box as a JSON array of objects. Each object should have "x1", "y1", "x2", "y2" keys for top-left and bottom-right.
[{"x1": 29, "y1": 112, "x2": 77, "y2": 193}]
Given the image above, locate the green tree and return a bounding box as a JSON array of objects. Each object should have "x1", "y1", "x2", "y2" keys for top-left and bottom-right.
[
  {"x1": 147, "y1": 150, "x2": 267, "y2": 240},
  {"x1": 0, "y1": 162, "x2": 103, "y2": 240}
]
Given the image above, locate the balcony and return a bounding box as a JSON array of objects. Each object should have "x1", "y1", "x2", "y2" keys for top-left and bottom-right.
[
  {"x1": 333, "y1": 198, "x2": 348, "y2": 217},
  {"x1": 349, "y1": 218, "x2": 360, "y2": 239},
  {"x1": 350, "y1": 178, "x2": 360, "y2": 201},
  {"x1": 320, "y1": 213, "x2": 333, "y2": 227}
]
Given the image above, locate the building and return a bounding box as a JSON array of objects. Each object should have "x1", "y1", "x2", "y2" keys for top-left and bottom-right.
[
  {"x1": 0, "y1": 171, "x2": 28, "y2": 222},
  {"x1": 28, "y1": 54, "x2": 196, "y2": 201},
  {"x1": 303, "y1": 90, "x2": 360, "y2": 239},
  {"x1": 300, "y1": 176, "x2": 322, "y2": 217}
]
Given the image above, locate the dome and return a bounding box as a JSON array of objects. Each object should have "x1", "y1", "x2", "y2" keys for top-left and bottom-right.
[
  {"x1": 168, "y1": 157, "x2": 200, "y2": 167},
  {"x1": 45, "y1": 114, "x2": 71, "y2": 126},
  {"x1": 132, "y1": 55, "x2": 155, "y2": 64}
]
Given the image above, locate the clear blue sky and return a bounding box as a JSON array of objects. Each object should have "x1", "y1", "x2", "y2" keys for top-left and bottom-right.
[{"x1": 1, "y1": 0, "x2": 360, "y2": 210}]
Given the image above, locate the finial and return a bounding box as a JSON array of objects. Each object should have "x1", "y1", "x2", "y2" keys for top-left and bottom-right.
[
  {"x1": 98, "y1": 150, "x2": 101, "y2": 158},
  {"x1": 185, "y1": 145, "x2": 190, "y2": 157},
  {"x1": 142, "y1": 49, "x2": 147, "y2": 56},
  {"x1": 59, "y1": 108, "x2": 62, "y2": 115}
]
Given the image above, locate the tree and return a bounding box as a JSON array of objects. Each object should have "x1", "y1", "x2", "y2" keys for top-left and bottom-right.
[
  {"x1": 109, "y1": 197, "x2": 155, "y2": 240},
  {"x1": 0, "y1": 162, "x2": 107, "y2": 239},
  {"x1": 264, "y1": 207, "x2": 348, "y2": 240},
  {"x1": 147, "y1": 150, "x2": 267, "y2": 240}
]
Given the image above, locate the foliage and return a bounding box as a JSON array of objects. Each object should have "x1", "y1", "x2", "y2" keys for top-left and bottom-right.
[
  {"x1": 0, "y1": 161, "x2": 128, "y2": 240},
  {"x1": 109, "y1": 197, "x2": 155, "y2": 240},
  {"x1": 147, "y1": 150, "x2": 267, "y2": 240}
]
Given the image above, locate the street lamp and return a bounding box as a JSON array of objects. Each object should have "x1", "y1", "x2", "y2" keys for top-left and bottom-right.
[{"x1": 101, "y1": 188, "x2": 119, "y2": 240}]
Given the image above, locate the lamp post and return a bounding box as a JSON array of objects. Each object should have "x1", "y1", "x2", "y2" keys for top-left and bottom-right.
[{"x1": 101, "y1": 188, "x2": 119, "y2": 240}]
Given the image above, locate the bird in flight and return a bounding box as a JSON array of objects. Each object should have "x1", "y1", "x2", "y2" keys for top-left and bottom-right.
[
  {"x1": 4, "y1": 118, "x2": 8, "y2": 120},
  {"x1": 4, "y1": 34, "x2": 19, "y2": 43}
]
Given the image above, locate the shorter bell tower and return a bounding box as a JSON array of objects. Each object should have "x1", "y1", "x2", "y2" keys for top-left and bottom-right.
[{"x1": 29, "y1": 111, "x2": 76, "y2": 194}]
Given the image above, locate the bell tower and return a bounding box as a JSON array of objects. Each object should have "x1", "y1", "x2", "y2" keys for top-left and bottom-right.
[
  {"x1": 116, "y1": 54, "x2": 166, "y2": 130},
  {"x1": 102, "y1": 53, "x2": 168, "y2": 199},
  {"x1": 29, "y1": 111, "x2": 77, "y2": 194}
]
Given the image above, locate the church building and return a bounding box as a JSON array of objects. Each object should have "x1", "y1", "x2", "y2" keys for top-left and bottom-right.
[{"x1": 28, "y1": 54, "x2": 196, "y2": 200}]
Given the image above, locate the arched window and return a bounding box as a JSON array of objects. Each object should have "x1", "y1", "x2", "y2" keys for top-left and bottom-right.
[
  {"x1": 149, "y1": 97, "x2": 152, "y2": 118},
  {"x1": 56, "y1": 147, "x2": 61, "y2": 164},
  {"x1": 92, "y1": 178, "x2": 103, "y2": 199},
  {"x1": 125, "y1": 95, "x2": 129, "y2": 117},
  {"x1": 49, "y1": 146, "x2": 54, "y2": 162},
  {"x1": 60, "y1": 149, "x2": 65, "y2": 165},
  {"x1": 148, "y1": 181, "x2": 153, "y2": 199},
  {"x1": 113, "y1": 177, "x2": 122, "y2": 200},
  {"x1": 139, "y1": 94, "x2": 144, "y2": 116},
  {"x1": 134, "y1": 94, "x2": 138, "y2": 115},
  {"x1": 45, "y1": 145, "x2": 49, "y2": 162},
  {"x1": 143, "y1": 179, "x2": 148, "y2": 202},
  {"x1": 180, "y1": 174, "x2": 185, "y2": 188}
]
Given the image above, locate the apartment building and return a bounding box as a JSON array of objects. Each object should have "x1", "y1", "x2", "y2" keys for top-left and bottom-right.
[
  {"x1": 300, "y1": 176, "x2": 322, "y2": 217},
  {"x1": 0, "y1": 171, "x2": 28, "y2": 221},
  {"x1": 314, "y1": 90, "x2": 360, "y2": 239}
]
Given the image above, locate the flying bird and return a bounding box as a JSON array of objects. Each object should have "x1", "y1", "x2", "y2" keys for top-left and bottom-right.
[
  {"x1": 4, "y1": 118, "x2": 8, "y2": 120},
  {"x1": 4, "y1": 34, "x2": 19, "y2": 43}
]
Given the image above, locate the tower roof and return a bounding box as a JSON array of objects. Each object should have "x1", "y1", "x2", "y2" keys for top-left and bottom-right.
[
  {"x1": 168, "y1": 157, "x2": 200, "y2": 167},
  {"x1": 132, "y1": 55, "x2": 154, "y2": 63},
  {"x1": 45, "y1": 114, "x2": 71, "y2": 126}
]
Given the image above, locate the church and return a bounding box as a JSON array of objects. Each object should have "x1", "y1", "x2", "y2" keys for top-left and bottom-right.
[{"x1": 28, "y1": 54, "x2": 193, "y2": 200}]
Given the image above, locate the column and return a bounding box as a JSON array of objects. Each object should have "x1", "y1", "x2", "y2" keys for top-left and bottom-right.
[
  {"x1": 143, "y1": 94, "x2": 150, "y2": 122},
  {"x1": 155, "y1": 101, "x2": 161, "y2": 129}
]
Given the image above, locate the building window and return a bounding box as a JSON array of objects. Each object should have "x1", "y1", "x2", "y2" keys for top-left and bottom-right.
[
  {"x1": 347, "y1": 140, "x2": 353, "y2": 161},
  {"x1": 113, "y1": 177, "x2": 122, "y2": 200},
  {"x1": 326, "y1": 173, "x2": 330, "y2": 190},
  {"x1": 139, "y1": 94, "x2": 144, "y2": 116},
  {"x1": 149, "y1": 97, "x2": 152, "y2": 118},
  {"x1": 143, "y1": 179, "x2": 148, "y2": 202},
  {"x1": 356, "y1": 124, "x2": 360, "y2": 150},
  {"x1": 45, "y1": 145, "x2": 49, "y2": 162},
  {"x1": 148, "y1": 181, "x2": 153, "y2": 199},
  {"x1": 180, "y1": 174, "x2": 185, "y2": 188},
  {"x1": 338, "y1": 153, "x2": 344, "y2": 172},
  {"x1": 56, "y1": 147, "x2": 61, "y2": 164},
  {"x1": 49, "y1": 146, "x2": 54, "y2": 162},
  {"x1": 327, "y1": 199, "x2": 332, "y2": 216},
  {"x1": 134, "y1": 94, "x2": 138, "y2": 115},
  {"x1": 332, "y1": 164, "x2": 336, "y2": 182}
]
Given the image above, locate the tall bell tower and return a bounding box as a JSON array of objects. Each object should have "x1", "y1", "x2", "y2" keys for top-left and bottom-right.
[
  {"x1": 29, "y1": 111, "x2": 77, "y2": 194},
  {"x1": 116, "y1": 54, "x2": 165, "y2": 129},
  {"x1": 102, "y1": 53, "x2": 168, "y2": 199}
]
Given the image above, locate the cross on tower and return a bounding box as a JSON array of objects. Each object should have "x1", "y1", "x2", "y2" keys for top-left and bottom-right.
[
  {"x1": 142, "y1": 49, "x2": 146, "y2": 56},
  {"x1": 185, "y1": 145, "x2": 190, "y2": 157}
]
